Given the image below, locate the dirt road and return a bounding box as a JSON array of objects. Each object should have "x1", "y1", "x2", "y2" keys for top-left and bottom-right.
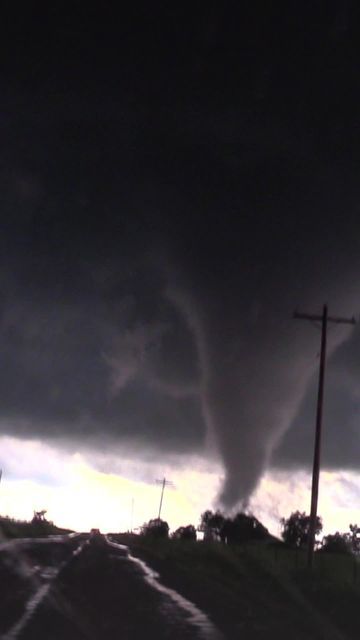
[{"x1": 0, "y1": 534, "x2": 222, "y2": 640}]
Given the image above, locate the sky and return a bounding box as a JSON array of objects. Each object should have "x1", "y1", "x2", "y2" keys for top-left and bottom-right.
[{"x1": 0, "y1": 4, "x2": 360, "y2": 536}]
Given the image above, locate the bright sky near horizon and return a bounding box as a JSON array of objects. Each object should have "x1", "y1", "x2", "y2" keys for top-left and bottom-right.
[{"x1": 0, "y1": 436, "x2": 359, "y2": 539}]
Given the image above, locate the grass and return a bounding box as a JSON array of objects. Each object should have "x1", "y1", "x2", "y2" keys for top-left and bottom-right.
[
  {"x1": 0, "y1": 515, "x2": 73, "y2": 540},
  {"x1": 112, "y1": 533, "x2": 360, "y2": 639}
]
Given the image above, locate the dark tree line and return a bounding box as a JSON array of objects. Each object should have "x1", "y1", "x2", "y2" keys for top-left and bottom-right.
[
  {"x1": 140, "y1": 519, "x2": 197, "y2": 541},
  {"x1": 140, "y1": 510, "x2": 271, "y2": 544},
  {"x1": 140, "y1": 509, "x2": 360, "y2": 553},
  {"x1": 281, "y1": 511, "x2": 360, "y2": 555}
]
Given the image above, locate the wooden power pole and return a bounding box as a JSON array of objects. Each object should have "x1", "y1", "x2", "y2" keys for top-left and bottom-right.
[
  {"x1": 155, "y1": 477, "x2": 174, "y2": 520},
  {"x1": 294, "y1": 305, "x2": 356, "y2": 568}
]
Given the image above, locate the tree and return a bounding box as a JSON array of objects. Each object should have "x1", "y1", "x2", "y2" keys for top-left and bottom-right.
[
  {"x1": 199, "y1": 510, "x2": 226, "y2": 541},
  {"x1": 172, "y1": 525, "x2": 197, "y2": 541},
  {"x1": 320, "y1": 532, "x2": 352, "y2": 554},
  {"x1": 141, "y1": 518, "x2": 169, "y2": 539},
  {"x1": 349, "y1": 524, "x2": 360, "y2": 554},
  {"x1": 222, "y1": 512, "x2": 270, "y2": 545},
  {"x1": 199, "y1": 509, "x2": 270, "y2": 545},
  {"x1": 281, "y1": 511, "x2": 322, "y2": 548}
]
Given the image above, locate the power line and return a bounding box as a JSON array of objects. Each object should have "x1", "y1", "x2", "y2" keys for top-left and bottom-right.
[{"x1": 293, "y1": 304, "x2": 356, "y2": 568}]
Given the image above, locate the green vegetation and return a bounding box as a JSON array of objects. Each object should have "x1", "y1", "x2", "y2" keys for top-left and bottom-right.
[
  {"x1": 0, "y1": 515, "x2": 73, "y2": 540},
  {"x1": 113, "y1": 533, "x2": 360, "y2": 639}
]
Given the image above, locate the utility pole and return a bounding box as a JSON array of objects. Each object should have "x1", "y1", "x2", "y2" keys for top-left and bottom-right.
[
  {"x1": 130, "y1": 497, "x2": 134, "y2": 533},
  {"x1": 155, "y1": 477, "x2": 174, "y2": 520},
  {"x1": 294, "y1": 305, "x2": 356, "y2": 568}
]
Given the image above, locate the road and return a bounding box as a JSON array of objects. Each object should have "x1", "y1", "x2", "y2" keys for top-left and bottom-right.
[{"x1": 0, "y1": 534, "x2": 222, "y2": 640}]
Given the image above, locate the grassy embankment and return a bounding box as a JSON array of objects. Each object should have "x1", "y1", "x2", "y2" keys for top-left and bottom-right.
[
  {"x1": 0, "y1": 517, "x2": 76, "y2": 634},
  {"x1": 113, "y1": 533, "x2": 360, "y2": 640},
  {"x1": 0, "y1": 515, "x2": 73, "y2": 540}
]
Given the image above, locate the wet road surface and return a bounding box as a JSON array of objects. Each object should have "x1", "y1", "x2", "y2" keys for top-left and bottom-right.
[{"x1": 0, "y1": 535, "x2": 222, "y2": 640}]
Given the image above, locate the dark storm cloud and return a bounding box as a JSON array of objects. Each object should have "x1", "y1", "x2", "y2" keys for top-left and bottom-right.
[
  {"x1": 1, "y1": 4, "x2": 360, "y2": 507},
  {"x1": 272, "y1": 323, "x2": 360, "y2": 472},
  {"x1": 0, "y1": 236, "x2": 204, "y2": 452}
]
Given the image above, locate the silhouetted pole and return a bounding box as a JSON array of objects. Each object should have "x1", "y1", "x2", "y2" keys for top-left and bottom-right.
[
  {"x1": 155, "y1": 477, "x2": 174, "y2": 519},
  {"x1": 130, "y1": 497, "x2": 134, "y2": 533},
  {"x1": 294, "y1": 305, "x2": 356, "y2": 568},
  {"x1": 307, "y1": 304, "x2": 327, "y2": 569},
  {"x1": 158, "y1": 478, "x2": 165, "y2": 519}
]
